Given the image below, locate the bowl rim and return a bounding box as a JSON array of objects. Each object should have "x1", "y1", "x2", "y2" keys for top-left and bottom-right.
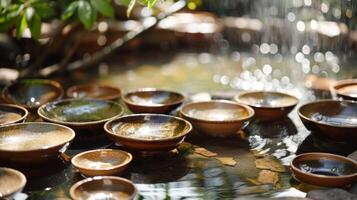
[
  {"x1": 330, "y1": 79, "x2": 357, "y2": 99},
  {"x1": 71, "y1": 149, "x2": 133, "y2": 171},
  {"x1": 37, "y1": 98, "x2": 124, "y2": 126},
  {"x1": 69, "y1": 176, "x2": 137, "y2": 200},
  {"x1": 0, "y1": 104, "x2": 29, "y2": 125},
  {"x1": 0, "y1": 167, "x2": 27, "y2": 198},
  {"x1": 234, "y1": 91, "x2": 299, "y2": 109},
  {"x1": 290, "y1": 152, "x2": 357, "y2": 179},
  {"x1": 1, "y1": 79, "x2": 64, "y2": 109},
  {"x1": 104, "y1": 113, "x2": 192, "y2": 142},
  {"x1": 66, "y1": 84, "x2": 122, "y2": 100},
  {"x1": 122, "y1": 88, "x2": 185, "y2": 108},
  {"x1": 298, "y1": 99, "x2": 357, "y2": 128},
  {"x1": 179, "y1": 100, "x2": 255, "y2": 123},
  {"x1": 0, "y1": 122, "x2": 75, "y2": 153}
]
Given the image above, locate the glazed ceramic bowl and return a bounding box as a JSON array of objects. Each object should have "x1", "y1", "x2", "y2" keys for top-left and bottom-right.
[
  {"x1": 72, "y1": 149, "x2": 132, "y2": 176},
  {"x1": 70, "y1": 176, "x2": 137, "y2": 200},
  {"x1": 298, "y1": 100, "x2": 357, "y2": 141},
  {"x1": 0, "y1": 168, "x2": 26, "y2": 199},
  {"x1": 0, "y1": 122, "x2": 75, "y2": 163},
  {"x1": 122, "y1": 88, "x2": 185, "y2": 114},
  {"x1": 67, "y1": 84, "x2": 121, "y2": 101},
  {"x1": 38, "y1": 99, "x2": 124, "y2": 130},
  {"x1": 1, "y1": 79, "x2": 63, "y2": 110},
  {"x1": 179, "y1": 100, "x2": 254, "y2": 137},
  {"x1": 291, "y1": 152, "x2": 357, "y2": 187},
  {"x1": 331, "y1": 79, "x2": 357, "y2": 101},
  {"x1": 0, "y1": 104, "x2": 28, "y2": 125},
  {"x1": 104, "y1": 114, "x2": 192, "y2": 154},
  {"x1": 234, "y1": 91, "x2": 299, "y2": 120}
]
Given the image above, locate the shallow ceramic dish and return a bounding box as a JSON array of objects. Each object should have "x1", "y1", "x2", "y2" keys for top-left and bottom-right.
[
  {"x1": 1, "y1": 79, "x2": 63, "y2": 109},
  {"x1": 234, "y1": 91, "x2": 299, "y2": 120},
  {"x1": 0, "y1": 122, "x2": 75, "y2": 163},
  {"x1": 179, "y1": 100, "x2": 254, "y2": 137},
  {"x1": 331, "y1": 79, "x2": 357, "y2": 101},
  {"x1": 104, "y1": 114, "x2": 192, "y2": 154},
  {"x1": 0, "y1": 104, "x2": 28, "y2": 125},
  {"x1": 67, "y1": 84, "x2": 121, "y2": 101},
  {"x1": 72, "y1": 149, "x2": 132, "y2": 176},
  {"x1": 0, "y1": 167, "x2": 26, "y2": 199},
  {"x1": 298, "y1": 100, "x2": 357, "y2": 141},
  {"x1": 38, "y1": 99, "x2": 124, "y2": 130},
  {"x1": 291, "y1": 152, "x2": 357, "y2": 187},
  {"x1": 70, "y1": 176, "x2": 137, "y2": 200},
  {"x1": 123, "y1": 88, "x2": 185, "y2": 114}
]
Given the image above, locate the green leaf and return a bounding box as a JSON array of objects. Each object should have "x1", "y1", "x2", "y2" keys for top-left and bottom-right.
[
  {"x1": 90, "y1": 0, "x2": 114, "y2": 17},
  {"x1": 78, "y1": 0, "x2": 96, "y2": 29},
  {"x1": 127, "y1": 0, "x2": 136, "y2": 17},
  {"x1": 16, "y1": 14, "x2": 27, "y2": 39},
  {"x1": 148, "y1": 0, "x2": 158, "y2": 8},
  {"x1": 34, "y1": 3, "x2": 54, "y2": 18},
  {"x1": 61, "y1": 1, "x2": 78, "y2": 20},
  {"x1": 29, "y1": 13, "x2": 41, "y2": 39}
]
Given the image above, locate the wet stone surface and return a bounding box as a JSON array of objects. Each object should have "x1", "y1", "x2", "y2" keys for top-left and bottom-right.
[{"x1": 306, "y1": 189, "x2": 357, "y2": 200}]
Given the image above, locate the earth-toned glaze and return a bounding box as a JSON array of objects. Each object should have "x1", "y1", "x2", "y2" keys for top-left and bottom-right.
[
  {"x1": 331, "y1": 79, "x2": 357, "y2": 101},
  {"x1": 0, "y1": 104, "x2": 28, "y2": 125},
  {"x1": 67, "y1": 84, "x2": 121, "y2": 101},
  {"x1": 0, "y1": 167, "x2": 26, "y2": 199}
]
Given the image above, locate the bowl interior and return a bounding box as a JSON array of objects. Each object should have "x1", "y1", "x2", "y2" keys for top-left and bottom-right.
[
  {"x1": 124, "y1": 90, "x2": 183, "y2": 106},
  {"x1": 73, "y1": 150, "x2": 131, "y2": 170},
  {"x1": 181, "y1": 101, "x2": 252, "y2": 121},
  {"x1": 0, "y1": 105, "x2": 26, "y2": 125},
  {"x1": 107, "y1": 115, "x2": 191, "y2": 140},
  {"x1": 68, "y1": 85, "x2": 121, "y2": 100},
  {"x1": 237, "y1": 92, "x2": 298, "y2": 108},
  {"x1": 4, "y1": 79, "x2": 62, "y2": 108},
  {"x1": 40, "y1": 99, "x2": 123, "y2": 123},
  {"x1": 334, "y1": 81, "x2": 357, "y2": 98},
  {"x1": 299, "y1": 101, "x2": 357, "y2": 127},
  {"x1": 0, "y1": 123, "x2": 74, "y2": 151},
  {"x1": 0, "y1": 168, "x2": 26, "y2": 196}
]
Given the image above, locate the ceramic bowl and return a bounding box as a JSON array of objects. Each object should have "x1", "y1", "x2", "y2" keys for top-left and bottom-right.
[
  {"x1": 0, "y1": 122, "x2": 75, "y2": 163},
  {"x1": 104, "y1": 114, "x2": 192, "y2": 154},
  {"x1": 0, "y1": 167, "x2": 26, "y2": 199},
  {"x1": 179, "y1": 100, "x2": 254, "y2": 137},
  {"x1": 1, "y1": 79, "x2": 63, "y2": 110},
  {"x1": 331, "y1": 79, "x2": 357, "y2": 101},
  {"x1": 234, "y1": 91, "x2": 299, "y2": 120},
  {"x1": 70, "y1": 176, "x2": 137, "y2": 200},
  {"x1": 122, "y1": 88, "x2": 185, "y2": 114},
  {"x1": 0, "y1": 104, "x2": 28, "y2": 125},
  {"x1": 291, "y1": 152, "x2": 357, "y2": 187},
  {"x1": 38, "y1": 99, "x2": 124, "y2": 130},
  {"x1": 298, "y1": 100, "x2": 357, "y2": 141},
  {"x1": 72, "y1": 149, "x2": 132, "y2": 176},
  {"x1": 67, "y1": 84, "x2": 121, "y2": 101}
]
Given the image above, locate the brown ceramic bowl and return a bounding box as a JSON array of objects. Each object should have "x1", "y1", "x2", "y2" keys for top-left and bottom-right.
[
  {"x1": 298, "y1": 100, "x2": 357, "y2": 141},
  {"x1": 331, "y1": 79, "x2": 357, "y2": 101},
  {"x1": 67, "y1": 84, "x2": 121, "y2": 101},
  {"x1": 72, "y1": 149, "x2": 132, "y2": 177},
  {"x1": 104, "y1": 114, "x2": 192, "y2": 155},
  {"x1": 1, "y1": 79, "x2": 63, "y2": 110},
  {"x1": 179, "y1": 100, "x2": 254, "y2": 137},
  {"x1": 291, "y1": 152, "x2": 357, "y2": 187},
  {"x1": 0, "y1": 167, "x2": 26, "y2": 199},
  {"x1": 0, "y1": 122, "x2": 75, "y2": 163},
  {"x1": 0, "y1": 104, "x2": 28, "y2": 125},
  {"x1": 70, "y1": 176, "x2": 137, "y2": 200},
  {"x1": 122, "y1": 88, "x2": 185, "y2": 114},
  {"x1": 234, "y1": 91, "x2": 299, "y2": 120}
]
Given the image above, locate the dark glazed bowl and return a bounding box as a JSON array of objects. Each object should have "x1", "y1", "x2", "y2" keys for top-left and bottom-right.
[
  {"x1": 0, "y1": 104, "x2": 28, "y2": 125},
  {"x1": 1, "y1": 79, "x2": 63, "y2": 110},
  {"x1": 123, "y1": 88, "x2": 185, "y2": 114},
  {"x1": 291, "y1": 152, "x2": 357, "y2": 187},
  {"x1": 67, "y1": 84, "x2": 121, "y2": 101},
  {"x1": 331, "y1": 79, "x2": 357, "y2": 101},
  {"x1": 298, "y1": 100, "x2": 357, "y2": 141},
  {"x1": 0, "y1": 167, "x2": 27, "y2": 199}
]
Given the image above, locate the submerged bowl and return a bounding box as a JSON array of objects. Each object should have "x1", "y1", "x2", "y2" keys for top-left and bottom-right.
[
  {"x1": 291, "y1": 152, "x2": 357, "y2": 187},
  {"x1": 0, "y1": 167, "x2": 26, "y2": 199},
  {"x1": 331, "y1": 79, "x2": 357, "y2": 101},
  {"x1": 67, "y1": 84, "x2": 121, "y2": 101},
  {"x1": 0, "y1": 104, "x2": 28, "y2": 125},
  {"x1": 104, "y1": 114, "x2": 192, "y2": 154},
  {"x1": 298, "y1": 100, "x2": 357, "y2": 141},
  {"x1": 0, "y1": 122, "x2": 75, "y2": 163},
  {"x1": 179, "y1": 100, "x2": 254, "y2": 137},
  {"x1": 70, "y1": 176, "x2": 137, "y2": 200},
  {"x1": 1, "y1": 79, "x2": 63, "y2": 110},
  {"x1": 38, "y1": 99, "x2": 124, "y2": 130},
  {"x1": 123, "y1": 88, "x2": 185, "y2": 114},
  {"x1": 72, "y1": 149, "x2": 132, "y2": 177},
  {"x1": 234, "y1": 91, "x2": 299, "y2": 120}
]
